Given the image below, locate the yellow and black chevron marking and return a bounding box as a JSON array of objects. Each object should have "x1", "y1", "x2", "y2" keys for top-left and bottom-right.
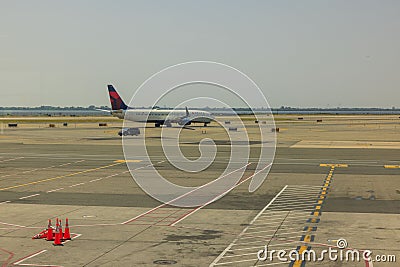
[
  {"x1": 303, "y1": 226, "x2": 317, "y2": 232},
  {"x1": 289, "y1": 165, "x2": 338, "y2": 267}
]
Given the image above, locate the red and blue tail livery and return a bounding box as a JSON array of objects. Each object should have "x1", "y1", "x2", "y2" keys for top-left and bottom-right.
[{"x1": 107, "y1": 85, "x2": 128, "y2": 110}]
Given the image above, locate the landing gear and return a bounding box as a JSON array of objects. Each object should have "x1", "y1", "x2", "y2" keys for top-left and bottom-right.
[{"x1": 155, "y1": 123, "x2": 161, "y2": 128}]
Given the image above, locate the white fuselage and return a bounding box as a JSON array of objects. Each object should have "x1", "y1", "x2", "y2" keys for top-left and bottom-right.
[{"x1": 112, "y1": 109, "x2": 213, "y2": 124}]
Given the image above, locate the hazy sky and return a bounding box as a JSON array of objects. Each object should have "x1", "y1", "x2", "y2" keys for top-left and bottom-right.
[{"x1": 1, "y1": 1, "x2": 399, "y2": 108}]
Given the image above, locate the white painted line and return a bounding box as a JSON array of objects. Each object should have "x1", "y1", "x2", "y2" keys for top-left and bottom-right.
[
  {"x1": 243, "y1": 228, "x2": 285, "y2": 235},
  {"x1": 62, "y1": 233, "x2": 82, "y2": 244},
  {"x1": 22, "y1": 169, "x2": 39, "y2": 173},
  {"x1": 263, "y1": 241, "x2": 300, "y2": 247},
  {"x1": 0, "y1": 157, "x2": 24, "y2": 163},
  {"x1": 209, "y1": 185, "x2": 288, "y2": 267},
  {"x1": 228, "y1": 241, "x2": 298, "y2": 252},
  {"x1": 257, "y1": 214, "x2": 310, "y2": 221},
  {"x1": 240, "y1": 227, "x2": 304, "y2": 236},
  {"x1": 0, "y1": 159, "x2": 85, "y2": 178},
  {"x1": 278, "y1": 192, "x2": 319, "y2": 197},
  {"x1": 254, "y1": 260, "x2": 288, "y2": 266},
  {"x1": 272, "y1": 199, "x2": 316, "y2": 204},
  {"x1": 18, "y1": 194, "x2": 40, "y2": 200},
  {"x1": 46, "y1": 187, "x2": 64, "y2": 193},
  {"x1": 273, "y1": 196, "x2": 317, "y2": 201},
  {"x1": 276, "y1": 230, "x2": 308, "y2": 236},
  {"x1": 219, "y1": 251, "x2": 257, "y2": 258},
  {"x1": 270, "y1": 208, "x2": 314, "y2": 212},
  {"x1": 12, "y1": 250, "x2": 48, "y2": 265},
  {"x1": 212, "y1": 257, "x2": 257, "y2": 266},
  {"x1": 283, "y1": 188, "x2": 322, "y2": 192},
  {"x1": 232, "y1": 237, "x2": 301, "y2": 249},
  {"x1": 125, "y1": 163, "x2": 252, "y2": 225},
  {"x1": 89, "y1": 178, "x2": 103, "y2": 183},
  {"x1": 268, "y1": 203, "x2": 315, "y2": 209},
  {"x1": 254, "y1": 210, "x2": 287, "y2": 215},
  {"x1": 252, "y1": 216, "x2": 308, "y2": 225},
  {"x1": 0, "y1": 200, "x2": 11, "y2": 205},
  {"x1": 286, "y1": 185, "x2": 322, "y2": 188},
  {"x1": 170, "y1": 163, "x2": 274, "y2": 227},
  {"x1": 69, "y1": 182, "x2": 85, "y2": 187}
]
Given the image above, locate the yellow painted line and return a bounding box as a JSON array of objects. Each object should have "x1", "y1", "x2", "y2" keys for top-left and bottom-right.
[
  {"x1": 317, "y1": 200, "x2": 324, "y2": 205},
  {"x1": 319, "y1": 195, "x2": 325, "y2": 200},
  {"x1": 313, "y1": 211, "x2": 320, "y2": 216},
  {"x1": 292, "y1": 260, "x2": 303, "y2": 267},
  {"x1": 0, "y1": 162, "x2": 124, "y2": 191},
  {"x1": 324, "y1": 183, "x2": 329, "y2": 187},
  {"x1": 315, "y1": 205, "x2": 321, "y2": 210},
  {"x1": 298, "y1": 246, "x2": 308, "y2": 254},
  {"x1": 320, "y1": 163, "x2": 348, "y2": 167},
  {"x1": 114, "y1": 160, "x2": 142, "y2": 163},
  {"x1": 321, "y1": 191, "x2": 326, "y2": 195},
  {"x1": 303, "y1": 235, "x2": 312, "y2": 242},
  {"x1": 384, "y1": 165, "x2": 400, "y2": 169}
]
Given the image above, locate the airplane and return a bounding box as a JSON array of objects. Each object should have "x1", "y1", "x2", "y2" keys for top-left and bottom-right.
[{"x1": 107, "y1": 85, "x2": 213, "y2": 128}]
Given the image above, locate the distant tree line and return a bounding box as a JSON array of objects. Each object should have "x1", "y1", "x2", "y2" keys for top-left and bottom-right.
[
  {"x1": 0, "y1": 105, "x2": 111, "y2": 110},
  {"x1": 0, "y1": 105, "x2": 398, "y2": 112}
]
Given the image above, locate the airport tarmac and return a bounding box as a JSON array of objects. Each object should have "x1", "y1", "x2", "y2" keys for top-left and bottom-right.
[{"x1": 0, "y1": 115, "x2": 399, "y2": 266}]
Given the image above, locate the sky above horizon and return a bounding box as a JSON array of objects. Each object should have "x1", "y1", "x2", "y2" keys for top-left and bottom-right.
[{"x1": 1, "y1": 1, "x2": 399, "y2": 108}]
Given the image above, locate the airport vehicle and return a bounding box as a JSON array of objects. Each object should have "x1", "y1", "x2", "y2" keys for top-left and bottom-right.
[
  {"x1": 107, "y1": 85, "x2": 213, "y2": 127},
  {"x1": 118, "y1": 127, "x2": 141, "y2": 136}
]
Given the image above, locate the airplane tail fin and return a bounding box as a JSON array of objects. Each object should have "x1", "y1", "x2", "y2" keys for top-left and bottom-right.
[{"x1": 107, "y1": 85, "x2": 128, "y2": 110}]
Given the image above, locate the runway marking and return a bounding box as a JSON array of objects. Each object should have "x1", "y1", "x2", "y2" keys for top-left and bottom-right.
[
  {"x1": 46, "y1": 187, "x2": 64, "y2": 193},
  {"x1": 384, "y1": 165, "x2": 400, "y2": 169},
  {"x1": 114, "y1": 159, "x2": 142, "y2": 163},
  {"x1": 18, "y1": 194, "x2": 40, "y2": 200},
  {"x1": 0, "y1": 161, "x2": 124, "y2": 191},
  {"x1": 69, "y1": 182, "x2": 85, "y2": 187},
  {"x1": 209, "y1": 185, "x2": 288, "y2": 267},
  {"x1": 11, "y1": 249, "x2": 62, "y2": 267},
  {"x1": 0, "y1": 157, "x2": 24, "y2": 163},
  {"x1": 122, "y1": 162, "x2": 254, "y2": 225},
  {"x1": 0, "y1": 246, "x2": 15, "y2": 267},
  {"x1": 319, "y1": 163, "x2": 348, "y2": 167},
  {"x1": 0, "y1": 160, "x2": 85, "y2": 179},
  {"x1": 169, "y1": 163, "x2": 273, "y2": 227},
  {"x1": 286, "y1": 166, "x2": 335, "y2": 267},
  {"x1": 211, "y1": 165, "x2": 338, "y2": 266},
  {"x1": 0, "y1": 201, "x2": 11, "y2": 205}
]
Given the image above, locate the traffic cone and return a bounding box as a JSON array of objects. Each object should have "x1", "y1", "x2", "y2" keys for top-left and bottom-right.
[
  {"x1": 46, "y1": 219, "x2": 54, "y2": 241},
  {"x1": 32, "y1": 229, "x2": 47, "y2": 239},
  {"x1": 53, "y1": 224, "x2": 63, "y2": 246},
  {"x1": 59, "y1": 219, "x2": 63, "y2": 239},
  {"x1": 63, "y1": 218, "x2": 71, "y2": 240}
]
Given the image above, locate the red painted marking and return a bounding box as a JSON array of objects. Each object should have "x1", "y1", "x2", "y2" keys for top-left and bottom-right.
[
  {"x1": 12, "y1": 250, "x2": 61, "y2": 267},
  {"x1": 0, "y1": 247, "x2": 14, "y2": 267}
]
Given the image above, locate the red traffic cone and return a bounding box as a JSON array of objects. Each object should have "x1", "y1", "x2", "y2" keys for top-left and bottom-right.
[
  {"x1": 63, "y1": 218, "x2": 71, "y2": 240},
  {"x1": 53, "y1": 224, "x2": 63, "y2": 246},
  {"x1": 46, "y1": 219, "x2": 54, "y2": 241},
  {"x1": 32, "y1": 229, "x2": 47, "y2": 239},
  {"x1": 59, "y1": 219, "x2": 63, "y2": 239}
]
